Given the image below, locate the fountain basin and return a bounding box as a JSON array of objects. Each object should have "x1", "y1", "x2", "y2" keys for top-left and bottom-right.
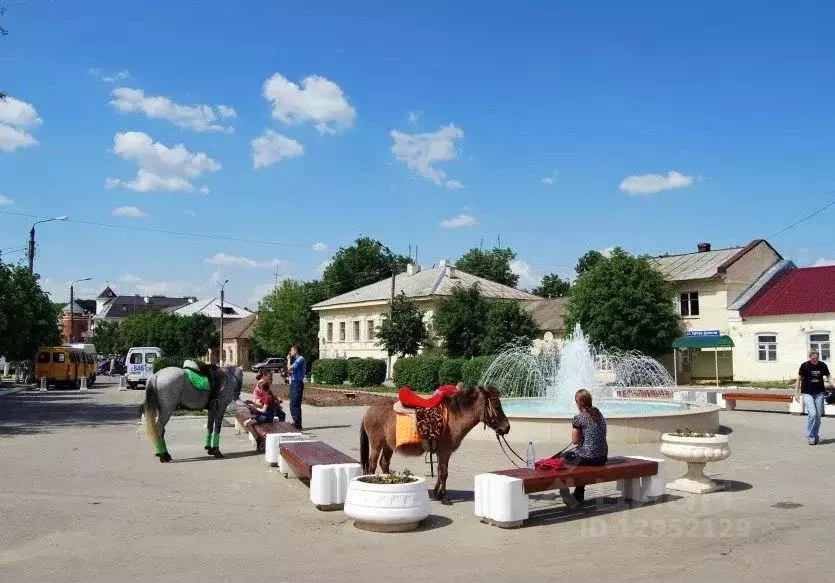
[{"x1": 471, "y1": 397, "x2": 720, "y2": 445}]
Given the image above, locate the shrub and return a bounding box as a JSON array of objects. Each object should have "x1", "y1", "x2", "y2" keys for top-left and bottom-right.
[
  {"x1": 461, "y1": 355, "x2": 496, "y2": 388},
  {"x1": 438, "y1": 358, "x2": 465, "y2": 386},
  {"x1": 394, "y1": 356, "x2": 444, "y2": 393},
  {"x1": 347, "y1": 358, "x2": 387, "y2": 387},
  {"x1": 311, "y1": 358, "x2": 348, "y2": 385}
]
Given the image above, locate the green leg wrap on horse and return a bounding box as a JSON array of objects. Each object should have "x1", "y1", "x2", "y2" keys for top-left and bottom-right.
[
  {"x1": 204, "y1": 432, "x2": 212, "y2": 448},
  {"x1": 211, "y1": 432, "x2": 220, "y2": 448},
  {"x1": 154, "y1": 439, "x2": 168, "y2": 455}
]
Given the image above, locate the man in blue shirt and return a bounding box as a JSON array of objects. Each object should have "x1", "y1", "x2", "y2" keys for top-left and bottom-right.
[{"x1": 288, "y1": 344, "x2": 306, "y2": 430}]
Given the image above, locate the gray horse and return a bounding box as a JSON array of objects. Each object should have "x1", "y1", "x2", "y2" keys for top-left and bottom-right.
[{"x1": 142, "y1": 366, "x2": 243, "y2": 462}]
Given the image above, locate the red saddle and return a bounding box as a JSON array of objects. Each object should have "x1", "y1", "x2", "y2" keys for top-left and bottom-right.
[{"x1": 398, "y1": 384, "x2": 459, "y2": 409}]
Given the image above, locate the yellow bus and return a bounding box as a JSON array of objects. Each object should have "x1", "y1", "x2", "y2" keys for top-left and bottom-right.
[{"x1": 34, "y1": 346, "x2": 96, "y2": 389}]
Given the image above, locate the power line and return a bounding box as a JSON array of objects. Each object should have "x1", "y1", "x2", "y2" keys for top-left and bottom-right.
[
  {"x1": 0, "y1": 209, "x2": 317, "y2": 249},
  {"x1": 767, "y1": 191, "x2": 835, "y2": 238}
]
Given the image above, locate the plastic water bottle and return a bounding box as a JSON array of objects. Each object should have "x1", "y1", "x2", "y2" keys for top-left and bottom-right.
[{"x1": 526, "y1": 441, "x2": 536, "y2": 469}]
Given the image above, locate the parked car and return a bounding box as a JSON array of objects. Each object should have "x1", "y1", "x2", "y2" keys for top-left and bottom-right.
[
  {"x1": 125, "y1": 347, "x2": 162, "y2": 390},
  {"x1": 252, "y1": 357, "x2": 287, "y2": 374}
]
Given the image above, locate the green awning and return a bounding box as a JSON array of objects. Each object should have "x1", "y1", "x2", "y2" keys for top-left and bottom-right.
[{"x1": 672, "y1": 335, "x2": 735, "y2": 349}]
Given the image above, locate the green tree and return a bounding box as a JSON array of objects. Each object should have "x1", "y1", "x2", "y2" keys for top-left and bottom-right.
[
  {"x1": 433, "y1": 284, "x2": 491, "y2": 358},
  {"x1": 575, "y1": 250, "x2": 605, "y2": 276},
  {"x1": 253, "y1": 279, "x2": 319, "y2": 359},
  {"x1": 0, "y1": 263, "x2": 61, "y2": 360},
  {"x1": 455, "y1": 247, "x2": 519, "y2": 287},
  {"x1": 532, "y1": 273, "x2": 570, "y2": 298},
  {"x1": 91, "y1": 320, "x2": 122, "y2": 355},
  {"x1": 114, "y1": 313, "x2": 217, "y2": 357},
  {"x1": 322, "y1": 237, "x2": 410, "y2": 298},
  {"x1": 564, "y1": 248, "x2": 681, "y2": 357},
  {"x1": 480, "y1": 300, "x2": 539, "y2": 355},
  {"x1": 376, "y1": 292, "x2": 428, "y2": 357}
]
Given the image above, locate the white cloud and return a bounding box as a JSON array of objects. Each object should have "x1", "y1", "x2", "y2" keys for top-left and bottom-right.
[
  {"x1": 619, "y1": 171, "x2": 695, "y2": 195},
  {"x1": 439, "y1": 213, "x2": 478, "y2": 229},
  {"x1": 540, "y1": 170, "x2": 558, "y2": 185},
  {"x1": 216, "y1": 105, "x2": 237, "y2": 119},
  {"x1": 112, "y1": 206, "x2": 148, "y2": 218},
  {"x1": 105, "y1": 131, "x2": 220, "y2": 193},
  {"x1": 0, "y1": 95, "x2": 42, "y2": 152},
  {"x1": 199, "y1": 186, "x2": 210, "y2": 195},
  {"x1": 249, "y1": 282, "x2": 279, "y2": 306},
  {"x1": 211, "y1": 270, "x2": 222, "y2": 283},
  {"x1": 312, "y1": 242, "x2": 328, "y2": 252},
  {"x1": 407, "y1": 110, "x2": 422, "y2": 125},
  {"x1": 0, "y1": 193, "x2": 13, "y2": 205},
  {"x1": 89, "y1": 68, "x2": 131, "y2": 83},
  {"x1": 110, "y1": 87, "x2": 236, "y2": 133},
  {"x1": 117, "y1": 273, "x2": 190, "y2": 296},
  {"x1": 118, "y1": 274, "x2": 144, "y2": 284},
  {"x1": 813, "y1": 258, "x2": 835, "y2": 267},
  {"x1": 601, "y1": 246, "x2": 615, "y2": 257},
  {"x1": 510, "y1": 260, "x2": 542, "y2": 290},
  {"x1": 390, "y1": 124, "x2": 464, "y2": 188},
  {"x1": 262, "y1": 72, "x2": 356, "y2": 134},
  {"x1": 318, "y1": 260, "x2": 331, "y2": 274},
  {"x1": 251, "y1": 129, "x2": 304, "y2": 169},
  {"x1": 136, "y1": 280, "x2": 174, "y2": 296},
  {"x1": 204, "y1": 252, "x2": 286, "y2": 269},
  {"x1": 182, "y1": 209, "x2": 197, "y2": 217}
]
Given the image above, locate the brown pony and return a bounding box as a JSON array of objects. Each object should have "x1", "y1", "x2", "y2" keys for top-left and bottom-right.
[{"x1": 360, "y1": 386, "x2": 511, "y2": 500}]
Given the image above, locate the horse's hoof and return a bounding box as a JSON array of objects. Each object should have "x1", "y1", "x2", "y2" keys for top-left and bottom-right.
[
  {"x1": 204, "y1": 446, "x2": 212, "y2": 452},
  {"x1": 157, "y1": 453, "x2": 172, "y2": 463},
  {"x1": 440, "y1": 498, "x2": 453, "y2": 506},
  {"x1": 210, "y1": 448, "x2": 225, "y2": 459}
]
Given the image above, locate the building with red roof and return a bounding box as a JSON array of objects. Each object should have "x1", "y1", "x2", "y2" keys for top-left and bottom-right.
[{"x1": 729, "y1": 265, "x2": 835, "y2": 382}]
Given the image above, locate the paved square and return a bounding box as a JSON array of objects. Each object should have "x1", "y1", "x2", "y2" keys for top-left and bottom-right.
[{"x1": 1, "y1": 384, "x2": 833, "y2": 582}]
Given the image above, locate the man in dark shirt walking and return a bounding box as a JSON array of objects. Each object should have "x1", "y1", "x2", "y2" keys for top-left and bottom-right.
[{"x1": 794, "y1": 350, "x2": 832, "y2": 445}]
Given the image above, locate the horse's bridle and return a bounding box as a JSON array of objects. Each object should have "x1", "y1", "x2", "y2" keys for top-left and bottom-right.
[{"x1": 481, "y1": 389, "x2": 528, "y2": 468}]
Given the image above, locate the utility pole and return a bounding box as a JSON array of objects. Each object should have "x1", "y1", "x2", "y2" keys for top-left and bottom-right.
[
  {"x1": 28, "y1": 216, "x2": 68, "y2": 275},
  {"x1": 273, "y1": 265, "x2": 281, "y2": 288},
  {"x1": 219, "y1": 279, "x2": 229, "y2": 365}
]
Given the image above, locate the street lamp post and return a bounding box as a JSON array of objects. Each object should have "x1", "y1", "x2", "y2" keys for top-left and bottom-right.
[
  {"x1": 28, "y1": 216, "x2": 69, "y2": 275},
  {"x1": 218, "y1": 279, "x2": 229, "y2": 365},
  {"x1": 69, "y1": 277, "x2": 92, "y2": 343}
]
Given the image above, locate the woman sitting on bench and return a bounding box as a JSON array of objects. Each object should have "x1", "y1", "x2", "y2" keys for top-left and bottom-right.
[
  {"x1": 558, "y1": 389, "x2": 608, "y2": 509},
  {"x1": 244, "y1": 370, "x2": 285, "y2": 452}
]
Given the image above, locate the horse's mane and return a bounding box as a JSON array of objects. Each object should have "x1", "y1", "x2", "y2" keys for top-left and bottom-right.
[{"x1": 446, "y1": 387, "x2": 484, "y2": 414}]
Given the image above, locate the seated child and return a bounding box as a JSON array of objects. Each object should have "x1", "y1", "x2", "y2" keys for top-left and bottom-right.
[{"x1": 244, "y1": 370, "x2": 285, "y2": 452}]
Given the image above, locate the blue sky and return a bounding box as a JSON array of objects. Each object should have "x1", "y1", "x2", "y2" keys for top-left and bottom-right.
[{"x1": 2, "y1": 0, "x2": 835, "y2": 307}]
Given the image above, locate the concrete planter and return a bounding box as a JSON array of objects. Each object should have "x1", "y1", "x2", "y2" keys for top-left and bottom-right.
[
  {"x1": 343, "y1": 475, "x2": 430, "y2": 532},
  {"x1": 660, "y1": 433, "x2": 730, "y2": 494}
]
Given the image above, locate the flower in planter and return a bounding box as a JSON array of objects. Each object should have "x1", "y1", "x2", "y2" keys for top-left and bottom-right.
[{"x1": 672, "y1": 428, "x2": 715, "y2": 438}]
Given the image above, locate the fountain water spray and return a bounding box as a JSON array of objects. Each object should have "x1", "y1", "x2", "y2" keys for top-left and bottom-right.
[{"x1": 480, "y1": 324, "x2": 674, "y2": 411}]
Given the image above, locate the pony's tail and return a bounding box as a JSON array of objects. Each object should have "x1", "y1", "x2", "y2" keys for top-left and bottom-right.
[
  {"x1": 144, "y1": 376, "x2": 161, "y2": 446},
  {"x1": 360, "y1": 422, "x2": 370, "y2": 473}
]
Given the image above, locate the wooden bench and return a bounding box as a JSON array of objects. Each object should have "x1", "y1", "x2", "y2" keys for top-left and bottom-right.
[
  {"x1": 720, "y1": 392, "x2": 794, "y2": 412},
  {"x1": 233, "y1": 409, "x2": 297, "y2": 442},
  {"x1": 279, "y1": 441, "x2": 362, "y2": 510},
  {"x1": 474, "y1": 456, "x2": 665, "y2": 528}
]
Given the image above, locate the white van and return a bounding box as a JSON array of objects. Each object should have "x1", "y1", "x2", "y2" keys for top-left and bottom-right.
[{"x1": 125, "y1": 347, "x2": 162, "y2": 390}]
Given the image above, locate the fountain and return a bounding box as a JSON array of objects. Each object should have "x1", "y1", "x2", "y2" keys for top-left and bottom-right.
[{"x1": 472, "y1": 324, "x2": 719, "y2": 444}]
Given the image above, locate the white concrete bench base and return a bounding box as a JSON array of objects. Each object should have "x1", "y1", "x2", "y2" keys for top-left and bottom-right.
[
  {"x1": 474, "y1": 474, "x2": 529, "y2": 528},
  {"x1": 474, "y1": 456, "x2": 665, "y2": 528},
  {"x1": 617, "y1": 456, "x2": 665, "y2": 503},
  {"x1": 265, "y1": 432, "x2": 309, "y2": 466},
  {"x1": 310, "y1": 463, "x2": 363, "y2": 510},
  {"x1": 278, "y1": 437, "x2": 317, "y2": 476}
]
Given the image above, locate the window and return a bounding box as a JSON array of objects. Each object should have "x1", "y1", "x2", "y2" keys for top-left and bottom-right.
[
  {"x1": 367, "y1": 320, "x2": 376, "y2": 341},
  {"x1": 809, "y1": 332, "x2": 831, "y2": 361},
  {"x1": 129, "y1": 352, "x2": 143, "y2": 364},
  {"x1": 756, "y1": 334, "x2": 777, "y2": 362},
  {"x1": 145, "y1": 353, "x2": 157, "y2": 364},
  {"x1": 339, "y1": 322, "x2": 346, "y2": 342},
  {"x1": 54, "y1": 352, "x2": 65, "y2": 363},
  {"x1": 353, "y1": 321, "x2": 361, "y2": 341},
  {"x1": 222, "y1": 306, "x2": 236, "y2": 315},
  {"x1": 326, "y1": 322, "x2": 333, "y2": 342},
  {"x1": 37, "y1": 352, "x2": 51, "y2": 364},
  {"x1": 680, "y1": 292, "x2": 700, "y2": 317}
]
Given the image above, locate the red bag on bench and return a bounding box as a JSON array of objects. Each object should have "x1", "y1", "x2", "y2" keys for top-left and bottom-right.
[{"x1": 534, "y1": 457, "x2": 565, "y2": 471}]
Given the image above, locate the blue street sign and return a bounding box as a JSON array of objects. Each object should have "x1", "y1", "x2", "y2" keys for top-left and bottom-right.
[{"x1": 685, "y1": 330, "x2": 720, "y2": 337}]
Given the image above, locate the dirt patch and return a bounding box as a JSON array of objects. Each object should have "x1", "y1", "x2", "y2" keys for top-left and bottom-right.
[{"x1": 268, "y1": 385, "x2": 395, "y2": 407}]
